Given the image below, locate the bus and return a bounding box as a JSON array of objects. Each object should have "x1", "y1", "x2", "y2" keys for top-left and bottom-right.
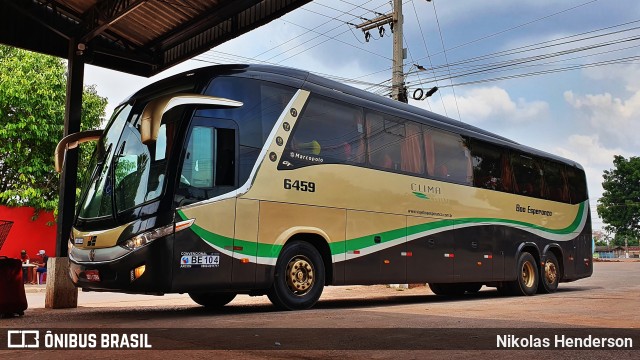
[{"x1": 55, "y1": 64, "x2": 592, "y2": 310}]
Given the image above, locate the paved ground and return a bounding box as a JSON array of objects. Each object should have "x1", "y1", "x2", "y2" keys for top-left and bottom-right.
[{"x1": 1, "y1": 261, "x2": 639, "y2": 359}]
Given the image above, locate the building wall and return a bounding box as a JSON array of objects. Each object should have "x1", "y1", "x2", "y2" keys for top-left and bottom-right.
[{"x1": 0, "y1": 206, "x2": 56, "y2": 259}]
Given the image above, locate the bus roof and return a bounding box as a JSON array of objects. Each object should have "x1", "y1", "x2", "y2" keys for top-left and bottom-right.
[{"x1": 125, "y1": 64, "x2": 583, "y2": 170}]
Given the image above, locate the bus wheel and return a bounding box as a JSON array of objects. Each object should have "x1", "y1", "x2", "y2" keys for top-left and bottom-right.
[
  {"x1": 428, "y1": 283, "x2": 465, "y2": 296},
  {"x1": 538, "y1": 252, "x2": 560, "y2": 294},
  {"x1": 188, "y1": 292, "x2": 236, "y2": 308},
  {"x1": 267, "y1": 241, "x2": 325, "y2": 310},
  {"x1": 509, "y1": 252, "x2": 539, "y2": 296}
]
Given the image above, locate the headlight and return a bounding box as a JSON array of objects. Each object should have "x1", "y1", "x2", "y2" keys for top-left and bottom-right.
[{"x1": 122, "y1": 218, "x2": 194, "y2": 251}]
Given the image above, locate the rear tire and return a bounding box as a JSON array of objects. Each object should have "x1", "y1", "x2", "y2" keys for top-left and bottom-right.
[
  {"x1": 508, "y1": 252, "x2": 539, "y2": 296},
  {"x1": 188, "y1": 292, "x2": 236, "y2": 308},
  {"x1": 267, "y1": 241, "x2": 325, "y2": 310},
  {"x1": 538, "y1": 252, "x2": 560, "y2": 294}
]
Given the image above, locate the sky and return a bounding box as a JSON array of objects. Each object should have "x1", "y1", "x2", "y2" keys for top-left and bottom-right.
[{"x1": 83, "y1": 0, "x2": 640, "y2": 233}]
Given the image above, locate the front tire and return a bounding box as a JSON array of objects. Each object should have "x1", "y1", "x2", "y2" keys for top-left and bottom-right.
[
  {"x1": 188, "y1": 292, "x2": 236, "y2": 308},
  {"x1": 538, "y1": 252, "x2": 560, "y2": 294},
  {"x1": 508, "y1": 252, "x2": 539, "y2": 296},
  {"x1": 267, "y1": 241, "x2": 325, "y2": 310}
]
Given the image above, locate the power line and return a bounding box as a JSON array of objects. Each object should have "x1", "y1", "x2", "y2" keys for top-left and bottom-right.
[
  {"x1": 351, "y1": 0, "x2": 605, "y2": 83},
  {"x1": 405, "y1": 33, "x2": 640, "y2": 85},
  {"x1": 261, "y1": 0, "x2": 390, "y2": 63},
  {"x1": 355, "y1": 19, "x2": 640, "y2": 91},
  {"x1": 409, "y1": 0, "x2": 446, "y2": 114},
  {"x1": 431, "y1": 0, "x2": 461, "y2": 120}
]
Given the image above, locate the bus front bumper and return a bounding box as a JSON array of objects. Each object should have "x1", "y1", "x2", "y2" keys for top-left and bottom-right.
[{"x1": 68, "y1": 238, "x2": 171, "y2": 293}]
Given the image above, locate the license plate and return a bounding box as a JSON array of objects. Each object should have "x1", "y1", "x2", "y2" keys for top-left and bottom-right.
[{"x1": 84, "y1": 270, "x2": 101, "y2": 282}]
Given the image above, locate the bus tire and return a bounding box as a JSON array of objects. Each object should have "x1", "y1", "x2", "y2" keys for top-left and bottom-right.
[
  {"x1": 538, "y1": 252, "x2": 560, "y2": 294},
  {"x1": 428, "y1": 283, "x2": 466, "y2": 296},
  {"x1": 188, "y1": 292, "x2": 236, "y2": 308},
  {"x1": 509, "y1": 252, "x2": 539, "y2": 296},
  {"x1": 267, "y1": 241, "x2": 325, "y2": 310}
]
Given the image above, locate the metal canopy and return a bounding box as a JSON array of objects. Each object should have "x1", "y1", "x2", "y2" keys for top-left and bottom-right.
[{"x1": 0, "y1": 0, "x2": 310, "y2": 77}]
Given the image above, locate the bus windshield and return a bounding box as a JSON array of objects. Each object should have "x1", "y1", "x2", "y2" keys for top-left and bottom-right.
[{"x1": 78, "y1": 103, "x2": 172, "y2": 219}]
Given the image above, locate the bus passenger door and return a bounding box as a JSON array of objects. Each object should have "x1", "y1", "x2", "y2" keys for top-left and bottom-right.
[
  {"x1": 344, "y1": 210, "x2": 406, "y2": 284},
  {"x1": 406, "y1": 217, "x2": 455, "y2": 283},
  {"x1": 453, "y1": 223, "x2": 494, "y2": 282},
  {"x1": 172, "y1": 117, "x2": 239, "y2": 292}
]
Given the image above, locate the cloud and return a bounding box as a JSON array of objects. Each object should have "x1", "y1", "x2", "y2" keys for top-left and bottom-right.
[
  {"x1": 552, "y1": 134, "x2": 632, "y2": 230},
  {"x1": 564, "y1": 90, "x2": 640, "y2": 149},
  {"x1": 424, "y1": 86, "x2": 548, "y2": 124}
]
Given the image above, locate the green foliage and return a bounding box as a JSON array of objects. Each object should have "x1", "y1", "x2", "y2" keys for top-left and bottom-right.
[
  {"x1": 597, "y1": 155, "x2": 640, "y2": 242},
  {"x1": 611, "y1": 234, "x2": 639, "y2": 247},
  {"x1": 594, "y1": 239, "x2": 608, "y2": 247},
  {"x1": 0, "y1": 45, "x2": 107, "y2": 212}
]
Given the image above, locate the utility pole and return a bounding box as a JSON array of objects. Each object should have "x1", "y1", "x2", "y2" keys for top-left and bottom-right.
[
  {"x1": 356, "y1": 0, "x2": 407, "y2": 102},
  {"x1": 391, "y1": 0, "x2": 406, "y2": 102}
]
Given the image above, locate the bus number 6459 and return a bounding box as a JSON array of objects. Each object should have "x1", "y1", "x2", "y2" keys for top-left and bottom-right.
[{"x1": 284, "y1": 179, "x2": 315, "y2": 192}]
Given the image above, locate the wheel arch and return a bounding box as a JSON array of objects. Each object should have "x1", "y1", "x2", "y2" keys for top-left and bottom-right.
[
  {"x1": 517, "y1": 242, "x2": 541, "y2": 264},
  {"x1": 273, "y1": 227, "x2": 334, "y2": 285},
  {"x1": 510, "y1": 242, "x2": 541, "y2": 281}
]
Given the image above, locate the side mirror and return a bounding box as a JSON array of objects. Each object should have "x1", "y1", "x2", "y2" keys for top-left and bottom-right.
[
  {"x1": 54, "y1": 129, "x2": 104, "y2": 173},
  {"x1": 140, "y1": 93, "x2": 243, "y2": 144}
]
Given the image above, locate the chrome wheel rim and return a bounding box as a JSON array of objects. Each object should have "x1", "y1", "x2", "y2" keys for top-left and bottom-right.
[
  {"x1": 522, "y1": 261, "x2": 535, "y2": 288},
  {"x1": 545, "y1": 261, "x2": 557, "y2": 285},
  {"x1": 286, "y1": 255, "x2": 314, "y2": 296}
]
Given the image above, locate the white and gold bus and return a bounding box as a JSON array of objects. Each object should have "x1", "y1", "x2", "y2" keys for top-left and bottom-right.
[{"x1": 56, "y1": 64, "x2": 592, "y2": 310}]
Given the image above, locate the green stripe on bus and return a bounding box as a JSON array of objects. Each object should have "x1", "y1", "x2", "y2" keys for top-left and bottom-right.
[
  {"x1": 178, "y1": 201, "x2": 586, "y2": 259},
  {"x1": 177, "y1": 210, "x2": 282, "y2": 258}
]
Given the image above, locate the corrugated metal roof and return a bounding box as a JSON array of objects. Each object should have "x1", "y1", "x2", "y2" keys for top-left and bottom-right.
[{"x1": 0, "y1": 0, "x2": 310, "y2": 76}]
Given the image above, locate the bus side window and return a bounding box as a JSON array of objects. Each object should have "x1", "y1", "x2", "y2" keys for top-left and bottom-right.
[
  {"x1": 471, "y1": 140, "x2": 505, "y2": 191},
  {"x1": 511, "y1": 153, "x2": 543, "y2": 198},
  {"x1": 287, "y1": 95, "x2": 364, "y2": 164},
  {"x1": 177, "y1": 125, "x2": 236, "y2": 204},
  {"x1": 543, "y1": 160, "x2": 570, "y2": 203},
  {"x1": 429, "y1": 128, "x2": 472, "y2": 185},
  {"x1": 366, "y1": 111, "x2": 403, "y2": 171},
  {"x1": 400, "y1": 122, "x2": 425, "y2": 175},
  {"x1": 566, "y1": 166, "x2": 588, "y2": 204},
  {"x1": 182, "y1": 126, "x2": 214, "y2": 189}
]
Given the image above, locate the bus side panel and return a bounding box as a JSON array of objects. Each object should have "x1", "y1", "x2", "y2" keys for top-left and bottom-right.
[
  {"x1": 497, "y1": 226, "x2": 536, "y2": 282},
  {"x1": 233, "y1": 198, "x2": 259, "y2": 288},
  {"x1": 257, "y1": 201, "x2": 346, "y2": 286},
  {"x1": 171, "y1": 198, "x2": 236, "y2": 292},
  {"x1": 344, "y1": 210, "x2": 406, "y2": 284},
  {"x1": 406, "y1": 216, "x2": 454, "y2": 283},
  {"x1": 453, "y1": 223, "x2": 496, "y2": 282},
  {"x1": 570, "y1": 211, "x2": 593, "y2": 281}
]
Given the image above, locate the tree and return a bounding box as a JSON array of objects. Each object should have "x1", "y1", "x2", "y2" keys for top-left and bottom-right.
[
  {"x1": 597, "y1": 155, "x2": 640, "y2": 245},
  {"x1": 0, "y1": 45, "x2": 107, "y2": 213}
]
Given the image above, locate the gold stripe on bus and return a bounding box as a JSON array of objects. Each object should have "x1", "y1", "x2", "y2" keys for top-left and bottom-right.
[
  {"x1": 72, "y1": 222, "x2": 131, "y2": 249},
  {"x1": 244, "y1": 163, "x2": 581, "y2": 232},
  {"x1": 179, "y1": 198, "x2": 236, "y2": 240},
  {"x1": 258, "y1": 201, "x2": 346, "y2": 247}
]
